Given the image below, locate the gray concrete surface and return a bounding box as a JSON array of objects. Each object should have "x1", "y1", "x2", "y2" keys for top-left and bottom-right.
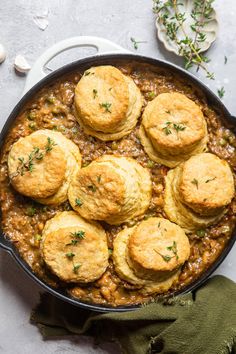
[{"x1": 0, "y1": 1, "x2": 235, "y2": 353}]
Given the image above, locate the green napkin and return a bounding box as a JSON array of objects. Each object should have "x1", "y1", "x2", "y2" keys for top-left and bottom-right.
[{"x1": 31, "y1": 275, "x2": 236, "y2": 354}]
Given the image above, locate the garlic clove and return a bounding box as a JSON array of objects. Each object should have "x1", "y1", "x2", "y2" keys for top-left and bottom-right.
[
  {"x1": 14, "y1": 55, "x2": 31, "y2": 73},
  {"x1": 0, "y1": 44, "x2": 6, "y2": 64}
]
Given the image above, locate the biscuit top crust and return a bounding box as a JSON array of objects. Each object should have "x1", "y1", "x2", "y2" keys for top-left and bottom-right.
[
  {"x1": 142, "y1": 93, "x2": 206, "y2": 152},
  {"x1": 179, "y1": 153, "x2": 235, "y2": 214},
  {"x1": 42, "y1": 225, "x2": 108, "y2": 283},
  {"x1": 74, "y1": 65, "x2": 129, "y2": 132},
  {"x1": 8, "y1": 131, "x2": 66, "y2": 199},
  {"x1": 128, "y1": 217, "x2": 190, "y2": 273},
  {"x1": 69, "y1": 160, "x2": 125, "y2": 219}
]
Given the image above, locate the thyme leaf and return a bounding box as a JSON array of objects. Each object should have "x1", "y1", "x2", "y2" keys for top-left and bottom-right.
[
  {"x1": 191, "y1": 178, "x2": 199, "y2": 189},
  {"x1": 99, "y1": 102, "x2": 112, "y2": 113}
]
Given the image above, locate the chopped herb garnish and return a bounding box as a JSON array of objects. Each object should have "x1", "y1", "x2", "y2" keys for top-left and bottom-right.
[
  {"x1": 162, "y1": 122, "x2": 172, "y2": 135},
  {"x1": 205, "y1": 177, "x2": 216, "y2": 183},
  {"x1": 157, "y1": 222, "x2": 161, "y2": 228},
  {"x1": 46, "y1": 95, "x2": 56, "y2": 104},
  {"x1": 147, "y1": 160, "x2": 155, "y2": 168},
  {"x1": 162, "y1": 121, "x2": 186, "y2": 135},
  {"x1": 97, "y1": 175, "x2": 101, "y2": 183},
  {"x1": 166, "y1": 241, "x2": 179, "y2": 260},
  {"x1": 99, "y1": 102, "x2": 112, "y2": 113},
  {"x1": 108, "y1": 248, "x2": 113, "y2": 255},
  {"x1": 70, "y1": 230, "x2": 85, "y2": 239},
  {"x1": 66, "y1": 252, "x2": 75, "y2": 259},
  {"x1": 27, "y1": 111, "x2": 36, "y2": 121},
  {"x1": 73, "y1": 264, "x2": 81, "y2": 273},
  {"x1": 26, "y1": 206, "x2": 36, "y2": 217},
  {"x1": 45, "y1": 137, "x2": 57, "y2": 152},
  {"x1": 154, "y1": 249, "x2": 173, "y2": 263},
  {"x1": 217, "y1": 87, "x2": 225, "y2": 99},
  {"x1": 109, "y1": 87, "x2": 112, "y2": 91},
  {"x1": 224, "y1": 56, "x2": 228, "y2": 65},
  {"x1": 148, "y1": 91, "x2": 155, "y2": 99},
  {"x1": 75, "y1": 198, "x2": 83, "y2": 207},
  {"x1": 130, "y1": 37, "x2": 147, "y2": 50},
  {"x1": 28, "y1": 122, "x2": 37, "y2": 131},
  {"x1": 34, "y1": 234, "x2": 42, "y2": 242},
  {"x1": 165, "y1": 110, "x2": 171, "y2": 114},
  {"x1": 196, "y1": 229, "x2": 206, "y2": 238},
  {"x1": 93, "y1": 89, "x2": 98, "y2": 99},
  {"x1": 191, "y1": 178, "x2": 199, "y2": 189},
  {"x1": 87, "y1": 184, "x2": 97, "y2": 192},
  {"x1": 173, "y1": 123, "x2": 186, "y2": 132}
]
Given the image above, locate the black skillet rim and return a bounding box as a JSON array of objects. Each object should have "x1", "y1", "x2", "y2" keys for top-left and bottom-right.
[{"x1": 0, "y1": 53, "x2": 235, "y2": 312}]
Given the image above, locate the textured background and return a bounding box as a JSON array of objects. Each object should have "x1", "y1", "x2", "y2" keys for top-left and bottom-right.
[{"x1": 0, "y1": 1, "x2": 236, "y2": 353}]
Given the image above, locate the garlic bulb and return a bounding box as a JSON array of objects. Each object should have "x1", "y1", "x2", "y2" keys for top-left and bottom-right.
[
  {"x1": 14, "y1": 55, "x2": 31, "y2": 73},
  {"x1": 0, "y1": 44, "x2": 6, "y2": 64}
]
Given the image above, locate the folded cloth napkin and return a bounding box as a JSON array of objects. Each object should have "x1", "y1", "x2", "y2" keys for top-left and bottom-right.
[{"x1": 31, "y1": 275, "x2": 236, "y2": 354}]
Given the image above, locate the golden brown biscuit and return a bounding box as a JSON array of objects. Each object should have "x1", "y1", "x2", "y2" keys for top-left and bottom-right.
[
  {"x1": 128, "y1": 217, "x2": 190, "y2": 281},
  {"x1": 41, "y1": 211, "x2": 109, "y2": 283},
  {"x1": 68, "y1": 155, "x2": 152, "y2": 225},
  {"x1": 164, "y1": 168, "x2": 225, "y2": 233},
  {"x1": 139, "y1": 93, "x2": 208, "y2": 167},
  {"x1": 178, "y1": 153, "x2": 235, "y2": 216},
  {"x1": 8, "y1": 130, "x2": 81, "y2": 205},
  {"x1": 113, "y1": 225, "x2": 180, "y2": 294},
  {"x1": 163, "y1": 153, "x2": 234, "y2": 233},
  {"x1": 74, "y1": 66, "x2": 143, "y2": 141}
]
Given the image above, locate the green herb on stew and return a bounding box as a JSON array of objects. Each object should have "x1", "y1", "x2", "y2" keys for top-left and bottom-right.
[
  {"x1": 27, "y1": 111, "x2": 36, "y2": 121},
  {"x1": 45, "y1": 137, "x2": 57, "y2": 152},
  {"x1": 108, "y1": 248, "x2": 113, "y2": 255},
  {"x1": 205, "y1": 177, "x2": 216, "y2": 183},
  {"x1": 93, "y1": 89, "x2": 98, "y2": 99},
  {"x1": 75, "y1": 198, "x2": 83, "y2": 207},
  {"x1": 191, "y1": 178, "x2": 199, "y2": 189},
  {"x1": 130, "y1": 37, "x2": 147, "y2": 50},
  {"x1": 28, "y1": 122, "x2": 37, "y2": 131},
  {"x1": 196, "y1": 229, "x2": 206, "y2": 238},
  {"x1": 147, "y1": 160, "x2": 155, "y2": 168},
  {"x1": 26, "y1": 206, "x2": 36, "y2": 217},
  {"x1": 217, "y1": 87, "x2": 225, "y2": 99},
  {"x1": 148, "y1": 91, "x2": 156, "y2": 99},
  {"x1": 46, "y1": 95, "x2": 56, "y2": 104},
  {"x1": 99, "y1": 102, "x2": 112, "y2": 113},
  {"x1": 87, "y1": 184, "x2": 97, "y2": 192}
]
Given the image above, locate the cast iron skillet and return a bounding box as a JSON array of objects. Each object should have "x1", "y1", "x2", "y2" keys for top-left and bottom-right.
[{"x1": 0, "y1": 52, "x2": 235, "y2": 313}]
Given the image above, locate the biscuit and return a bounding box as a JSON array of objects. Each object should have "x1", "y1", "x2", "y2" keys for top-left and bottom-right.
[
  {"x1": 41, "y1": 211, "x2": 109, "y2": 283},
  {"x1": 163, "y1": 153, "x2": 234, "y2": 233},
  {"x1": 128, "y1": 217, "x2": 190, "y2": 281},
  {"x1": 178, "y1": 153, "x2": 235, "y2": 216},
  {"x1": 139, "y1": 93, "x2": 208, "y2": 167},
  {"x1": 8, "y1": 130, "x2": 81, "y2": 205},
  {"x1": 74, "y1": 66, "x2": 143, "y2": 141},
  {"x1": 68, "y1": 155, "x2": 152, "y2": 225},
  {"x1": 113, "y1": 225, "x2": 180, "y2": 294}
]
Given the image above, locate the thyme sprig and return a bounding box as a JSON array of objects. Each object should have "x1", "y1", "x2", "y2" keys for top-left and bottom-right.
[
  {"x1": 162, "y1": 121, "x2": 186, "y2": 135},
  {"x1": 153, "y1": 0, "x2": 215, "y2": 79},
  {"x1": 12, "y1": 137, "x2": 57, "y2": 178},
  {"x1": 154, "y1": 241, "x2": 179, "y2": 263}
]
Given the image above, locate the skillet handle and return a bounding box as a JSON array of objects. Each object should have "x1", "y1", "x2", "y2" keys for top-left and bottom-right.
[{"x1": 22, "y1": 36, "x2": 130, "y2": 96}]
